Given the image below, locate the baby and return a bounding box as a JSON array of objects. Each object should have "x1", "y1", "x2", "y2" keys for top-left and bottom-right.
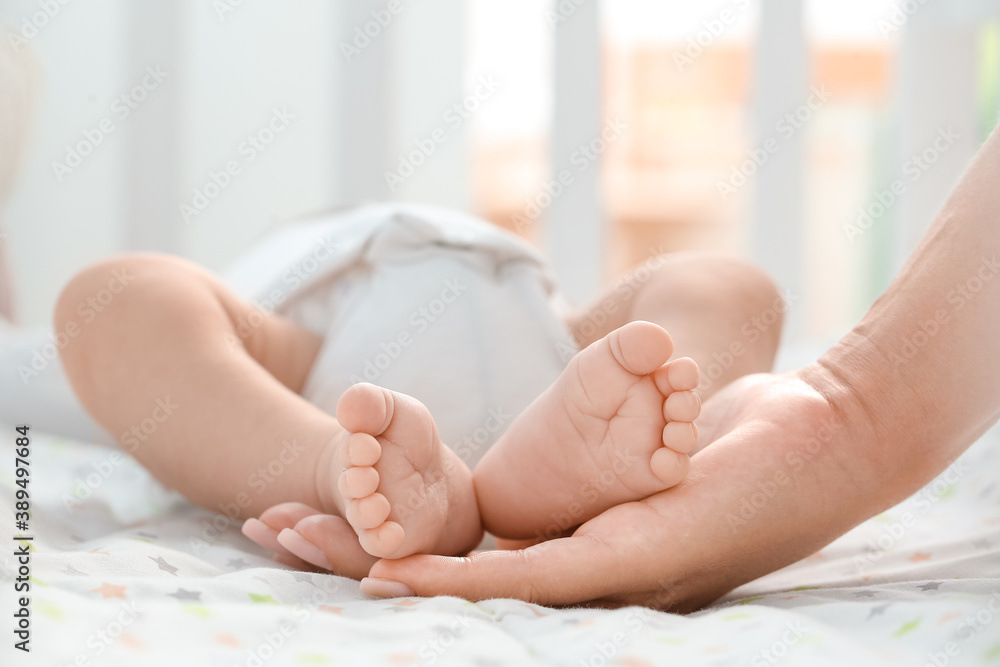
[{"x1": 55, "y1": 205, "x2": 781, "y2": 583}]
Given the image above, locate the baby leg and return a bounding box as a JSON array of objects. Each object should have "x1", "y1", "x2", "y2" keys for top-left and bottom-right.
[
  {"x1": 566, "y1": 253, "x2": 784, "y2": 401},
  {"x1": 475, "y1": 321, "x2": 699, "y2": 539},
  {"x1": 58, "y1": 254, "x2": 481, "y2": 561},
  {"x1": 56, "y1": 253, "x2": 344, "y2": 518}
]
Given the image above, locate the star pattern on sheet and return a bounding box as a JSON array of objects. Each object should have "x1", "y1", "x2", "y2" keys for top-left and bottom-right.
[
  {"x1": 893, "y1": 617, "x2": 922, "y2": 637},
  {"x1": 394, "y1": 599, "x2": 421, "y2": 607},
  {"x1": 150, "y1": 556, "x2": 179, "y2": 576},
  {"x1": 91, "y1": 583, "x2": 127, "y2": 599},
  {"x1": 867, "y1": 603, "x2": 892, "y2": 619},
  {"x1": 289, "y1": 571, "x2": 319, "y2": 586},
  {"x1": 938, "y1": 612, "x2": 963, "y2": 624},
  {"x1": 853, "y1": 591, "x2": 876, "y2": 598},
  {"x1": 137, "y1": 531, "x2": 158, "y2": 539},
  {"x1": 62, "y1": 564, "x2": 87, "y2": 577},
  {"x1": 249, "y1": 593, "x2": 278, "y2": 604},
  {"x1": 618, "y1": 657, "x2": 656, "y2": 667},
  {"x1": 167, "y1": 588, "x2": 202, "y2": 602},
  {"x1": 908, "y1": 551, "x2": 932, "y2": 563},
  {"x1": 918, "y1": 582, "x2": 942, "y2": 591},
  {"x1": 227, "y1": 558, "x2": 250, "y2": 571}
]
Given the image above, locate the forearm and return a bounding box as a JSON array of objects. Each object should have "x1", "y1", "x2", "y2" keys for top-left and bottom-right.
[{"x1": 816, "y1": 124, "x2": 1000, "y2": 492}]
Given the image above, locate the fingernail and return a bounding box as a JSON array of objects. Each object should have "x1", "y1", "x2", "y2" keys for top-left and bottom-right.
[
  {"x1": 277, "y1": 529, "x2": 333, "y2": 570},
  {"x1": 242, "y1": 518, "x2": 293, "y2": 557},
  {"x1": 360, "y1": 577, "x2": 416, "y2": 598}
]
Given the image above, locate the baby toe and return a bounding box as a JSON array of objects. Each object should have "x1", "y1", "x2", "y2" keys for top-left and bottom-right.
[
  {"x1": 339, "y1": 466, "x2": 380, "y2": 499},
  {"x1": 610, "y1": 321, "x2": 675, "y2": 376},
  {"x1": 662, "y1": 420, "x2": 699, "y2": 454},
  {"x1": 336, "y1": 382, "x2": 393, "y2": 434},
  {"x1": 649, "y1": 446, "x2": 690, "y2": 488},
  {"x1": 666, "y1": 357, "x2": 700, "y2": 391},
  {"x1": 653, "y1": 357, "x2": 700, "y2": 395},
  {"x1": 360, "y1": 521, "x2": 405, "y2": 558},
  {"x1": 663, "y1": 390, "x2": 701, "y2": 422},
  {"x1": 347, "y1": 433, "x2": 381, "y2": 467},
  {"x1": 347, "y1": 493, "x2": 391, "y2": 530}
]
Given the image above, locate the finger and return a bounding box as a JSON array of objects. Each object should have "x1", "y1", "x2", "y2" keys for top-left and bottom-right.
[
  {"x1": 293, "y1": 514, "x2": 378, "y2": 580},
  {"x1": 242, "y1": 502, "x2": 324, "y2": 557},
  {"x1": 495, "y1": 536, "x2": 545, "y2": 550},
  {"x1": 363, "y1": 533, "x2": 623, "y2": 605},
  {"x1": 260, "y1": 502, "x2": 325, "y2": 530}
]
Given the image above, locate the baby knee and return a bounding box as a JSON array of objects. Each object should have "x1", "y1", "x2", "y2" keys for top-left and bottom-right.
[
  {"x1": 724, "y1": 258, "x2": 782, "y2": 307},
  {"x1": 54, "y1": 253, "x2": 188, "y2": 332}
]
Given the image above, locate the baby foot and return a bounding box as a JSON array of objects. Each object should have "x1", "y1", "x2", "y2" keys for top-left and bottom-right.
[
  {"x1": 474, "y1": 320, "x2": 700, "y2": 539},
  {"x1": 332, "y1": 383, "x2": 482, "y2": 559}
]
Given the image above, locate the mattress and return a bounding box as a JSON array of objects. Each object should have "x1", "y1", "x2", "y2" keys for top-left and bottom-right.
[{"x1": 1, "y1": 417, "x2": 998, "y2": 666}]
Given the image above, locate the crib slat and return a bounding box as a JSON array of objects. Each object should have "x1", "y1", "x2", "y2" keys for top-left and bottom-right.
[{"x1": 547, "y1": 0, "x2": 604, "y2": 304}]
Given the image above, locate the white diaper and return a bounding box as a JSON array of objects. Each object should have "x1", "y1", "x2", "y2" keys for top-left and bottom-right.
[{"x1": 223, "y1": 203, "x2": 578, "y2": 466}]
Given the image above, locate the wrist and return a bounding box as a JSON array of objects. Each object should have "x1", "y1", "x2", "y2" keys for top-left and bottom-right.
[{"x1": 800, "y1": 337, "x2": 937, "y2": 504}]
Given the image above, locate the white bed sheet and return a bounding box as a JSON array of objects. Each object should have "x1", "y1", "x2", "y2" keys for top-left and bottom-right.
[{"x1": 1, "y1": 420, "x2": 998, "y2": 667}]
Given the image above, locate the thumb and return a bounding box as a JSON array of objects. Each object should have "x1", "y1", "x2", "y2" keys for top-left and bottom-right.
[{"x1": 361, "y1": 535, "x2": 623, "y2": 606}]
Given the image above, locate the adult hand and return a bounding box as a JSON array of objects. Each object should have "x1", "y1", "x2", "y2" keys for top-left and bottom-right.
[{"x1": 362, "y1": 370, "x2": 887, "y2": 610}]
